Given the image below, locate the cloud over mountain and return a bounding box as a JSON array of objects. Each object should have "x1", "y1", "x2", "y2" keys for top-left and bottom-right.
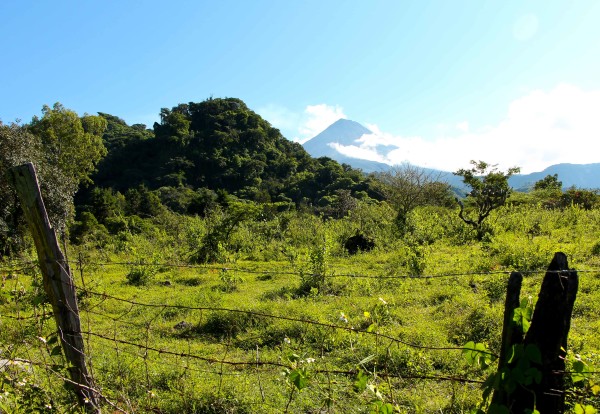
[{"x1": 325, "y1": 84, "x2": 600, "y2": 174}]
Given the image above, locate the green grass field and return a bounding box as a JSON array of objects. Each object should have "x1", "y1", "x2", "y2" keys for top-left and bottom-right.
[{"x1": 2, "y1": 203, "x2": 600, "y2": 413}]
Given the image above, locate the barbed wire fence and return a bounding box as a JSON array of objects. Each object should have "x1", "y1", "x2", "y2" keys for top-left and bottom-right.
[
  {"x1": 2, "y1": 164, "x2": 598, "y2": 412},
  {"x1": 2, "y1": 253, "x2": 598, "y2": 413}
]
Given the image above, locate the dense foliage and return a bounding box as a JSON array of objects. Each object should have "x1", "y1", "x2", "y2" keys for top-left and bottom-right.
[
  {"x1": 2, "y1": 195, "x2": 600, "y2": 413},
  {"x1": 0, "y1": 105, "x2": 106, "y2": 255},
  {"x1": 454, "y1": 161, "x2": 520, "y2": 240},
  {"x1": 87, "y1": 98, "x2": 379, "y2": 218}
]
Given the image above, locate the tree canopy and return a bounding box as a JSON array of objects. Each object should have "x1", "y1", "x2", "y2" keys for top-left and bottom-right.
[
  {"x1": 1, "y1": 104, "x2": 107, "y2": 255},
  {"x1": 454, "y1": 160, "x2": 520, "y2": 239},
  {"x1": 89, "y1": 98, "x2": 377, "y2": 211},
  {"x1": 373, "y1": 164, "x2": 454, "y2": 231}
]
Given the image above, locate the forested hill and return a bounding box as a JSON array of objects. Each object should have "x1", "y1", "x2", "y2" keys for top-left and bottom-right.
[{"x1": 87, "y1": 98, "x2": 378, "y2": 214}]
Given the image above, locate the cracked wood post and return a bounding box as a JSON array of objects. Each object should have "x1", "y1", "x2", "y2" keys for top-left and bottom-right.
[
  {"x1": 510, "y1": 252, "x2": 578, "y2": 414},
  {"x1": 490, "y1": 271, "x2": 523, "y2": 407},
  {"x1": 8, "y1": 163, "x2": 99, "y2": 412}
]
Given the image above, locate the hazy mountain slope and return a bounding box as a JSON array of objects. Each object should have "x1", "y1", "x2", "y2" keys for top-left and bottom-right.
[
  {"x1": 305, "y1": 119, "x2": 600, "y2": 189},
  {"x1": 509, "y1": 163, "x2": 600, "y2": 190}
]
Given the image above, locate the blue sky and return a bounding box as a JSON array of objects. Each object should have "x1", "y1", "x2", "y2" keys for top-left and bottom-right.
[{"x1": 1, "y1": 1, "x2": 599, "y2": 172}]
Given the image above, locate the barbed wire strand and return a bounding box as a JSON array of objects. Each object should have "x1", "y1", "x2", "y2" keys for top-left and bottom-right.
[
  {"x1": 2, "y1": 257, "x2": 597, "y2": 412},
  {"x1": 76, "y1": 331, "x2": 487, "y2": 387},
  {"x1": 73, "y1": 259, "x2": 597, "y2": 280},
  {"x1": 73, "y1": 286, "x2": 497, "y2": 357}
]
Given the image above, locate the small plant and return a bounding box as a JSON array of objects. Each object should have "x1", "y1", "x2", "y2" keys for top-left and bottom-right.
[
  {"x1": 297, "y1": 236, "x2": 332, "y2": 295},
  {"x1": 361, "y1": 297, "x2": 392, "y2": 331},
  {"x1": 282, "y1": 352, "x2": 314, "y2": 411},
  {"x1": 217, "y1": 268, "x2": 243, "y2": 292},
  {"x1": 566, "y1": 351, "x2": 599, "y2": 413},
  {"x1": 126, "y1": 255, "x2": 160, "y2": 286},
  {"x1": 353, "y1": 366, "x2": 397, "y2": 414}
]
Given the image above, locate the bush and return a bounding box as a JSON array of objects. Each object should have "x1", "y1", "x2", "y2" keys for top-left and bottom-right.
[
  {"x1": 487, "y1": 233, "x2": 556, "y2": 271},
  {"x1": 69, "y1": 211, "x2": 110, "y2": 246},
  {"x1": 125, "y1": 258, "x2": 159, "y2": 286},
  {"x1": 559, "y1": 188, "x2": 598, "y2": 210},
  {"x1": 196, "y1": 310, "x2": 269, "y2": 339}
]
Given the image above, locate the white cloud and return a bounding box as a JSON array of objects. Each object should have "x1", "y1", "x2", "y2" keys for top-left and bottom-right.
[
  {"x1": 456, "y1": 121, "x2": 469, "y2": 132},
  {"x1": 329, "y1": 142, "x2": 390, "y2": 164},
  {"x1": 257, "y1": 103, "x2": 346, "y2": 143},
  {"x1": 296, "y1": 104, "x2": 347, "y2": 143},
  {"x1": 332, "y1": 84, "x2": 600, "y2": 173}
]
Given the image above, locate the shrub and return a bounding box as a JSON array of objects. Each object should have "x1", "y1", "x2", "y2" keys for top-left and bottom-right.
[
  {"x1": 125, "y1": 258, "x2": 159, "y2": 286},
  {"x1": 196, "y1": 310, "x2": 269, "y2": 339},
  {"x1": 297, "y1": 236, "x2": 332, "y2": 295},
  {"x1": 559, "y1": 188, "x2": 598, "y2": 210},
  {"x1": 487, "y1": 233, "x2": 556, "y2": 271},
  {"x1": 217, "y1": 268, "x2": 244, "y2": 292}
]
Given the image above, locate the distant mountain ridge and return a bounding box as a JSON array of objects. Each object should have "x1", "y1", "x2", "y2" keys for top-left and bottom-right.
[{"x1": 303, "y1": 119, "x2": 600, "y2": 190}]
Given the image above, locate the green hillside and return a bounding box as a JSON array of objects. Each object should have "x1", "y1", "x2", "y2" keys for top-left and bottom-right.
[{"x1": 88, "y1": 98, "x2": 378, "y2": 212}]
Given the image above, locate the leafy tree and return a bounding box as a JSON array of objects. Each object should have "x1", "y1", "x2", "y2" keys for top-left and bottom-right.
[
  {"x1": 190, "y1": 201, "x2": 261, "y2": 263},
  {"x1": 533, "y1": 174, "x2": 562, "y2": 191},
  {"x1": 97, "y1": 112, "x2": 153, "y2": 152},
  {"x1": 454, "y1": 160, "x2": 520, "y2": 240},
  {"x1": 84, "y1": 187, "x2": 125, "y2": 222},
  {"x1": 0, "y1": 108, "x2": 106, "y2": 256},
  {"x1": 373, "y1": 163, "x2": 454, "y2": 231},
  {"x1": 124, "y1": 185, "x2": 166, "y2": 218},
  {"x1": 0, "y1": 122, "x2": 45, "y2": 255},
  {"x1": 559, "y1": 187, "x2": 598, "y2": 210},
  {"x1": 29, "y1": 103, "x2": 107, "y2": 186}
]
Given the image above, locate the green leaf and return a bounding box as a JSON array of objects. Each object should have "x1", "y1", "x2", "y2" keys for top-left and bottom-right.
[
  {"x1": 380, "y1": 403, "x2": 394, "y2": 414},
  {"x1": 289, "y1": 368, "x2": 308, "y2": 390},
  {"x1": 571, "y1": 359, "x2": 590, "y2": 382},
  {"x1": 358, "y1": 354, "x2": 376, "y2": 366},
  {"x1": 32, "y1": 294, "x2": 47, "y2": 306},
  {"x1": 462, "y1": 341, "x2": 477, "y2": 365},
  {"x1": 508, "y1": 344, "x2": 523, "y2": 364},
  {"x1": 523, "y1": 365, "x2": 542, "y2": 385},
  {"x1": 47, "y1": 335, "x2": 58, "y2": 346},
  {"x1": 571, "y1": 359, "x2": 590, "y2": 383},
  {"x1": 50, "y1": 345, "x2": 62, "y2": 356},
  {"x1": 525, "y1": 344, "x2": 541, "y2": 364},
  {"x1": 353, "y1": 370, "x2": 368, "y2": 393},
  {"x1": 574, "y1": 404, "x2": 597, "y2": 414}
]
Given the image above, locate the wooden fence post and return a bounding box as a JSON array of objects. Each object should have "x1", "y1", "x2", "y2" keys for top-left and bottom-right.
[
  {"x1": 511, "y1": 252, "x2": 578, "y2": 413},
  {"x1": 492, "y1": 252, "x2": 578, "y2": 413},
  {"x1": 8, "y1": 163, "x2": 99, "y2": 412},
  {"x1": 490, "y1": 271, "x2": 523, "y2": 407}
]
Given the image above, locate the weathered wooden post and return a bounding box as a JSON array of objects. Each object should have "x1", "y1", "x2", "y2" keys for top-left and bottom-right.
[
  {"x1": 511, "y1": 252, "x2": 578, "y2": 413},
  {"x1": 490, "y1": 271, "x2": 523, "y2": 407},
  {"x1": 492, "y1": 252, "x2": 578, "y2": 413},
  {"x1": 8, "y1": 163, "x2": 99, "y2": 412}
]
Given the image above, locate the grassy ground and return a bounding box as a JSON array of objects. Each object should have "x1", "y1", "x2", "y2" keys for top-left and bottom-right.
[{"x1": 2, "y1": 205, "x2": 600, "y2": 413}]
